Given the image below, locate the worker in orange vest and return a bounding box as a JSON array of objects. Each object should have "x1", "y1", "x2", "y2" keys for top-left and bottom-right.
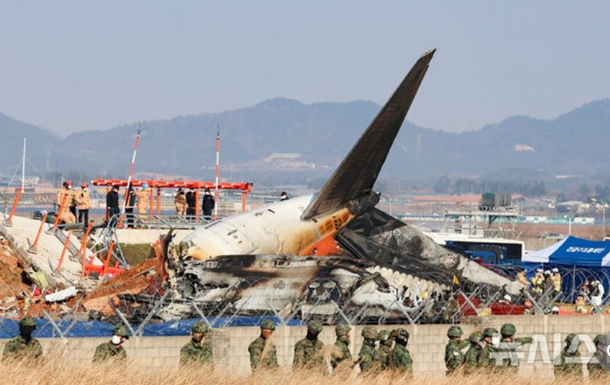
[
  {"x1": 136, "y1": 183, "x2": 150, "y2": 226},
  {"x1": 56, "y1": 180, "x2": 76, "y2": 224},
  {"x1": 76, "y1": 183, "x2": 91, "y2": 224},
  {"x1": 175, "y1": 188, "x2": 188, "y2": 218}
]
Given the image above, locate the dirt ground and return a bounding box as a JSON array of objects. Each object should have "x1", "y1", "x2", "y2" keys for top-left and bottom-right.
[{"x1": 0, "y1": 238, "x2": 28, "y2": 298}]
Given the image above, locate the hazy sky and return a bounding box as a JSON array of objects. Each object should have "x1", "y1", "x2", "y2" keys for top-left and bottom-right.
[{"x1": 1, "y1": 1, "x2": 609, "y2": 136}]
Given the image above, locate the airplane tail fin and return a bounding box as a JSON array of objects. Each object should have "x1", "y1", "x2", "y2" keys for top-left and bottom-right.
[{"x1": 301, "y1": 49, "x2": 436, "y2": 220}]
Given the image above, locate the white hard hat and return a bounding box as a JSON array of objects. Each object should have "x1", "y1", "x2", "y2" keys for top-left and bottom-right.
[
  {"x1": 536, "y1": 268, "x2": 543, "y2": 273},
  {"x1": 503, "y1": 294, "x2": 512, "y2": 302},
  {"x1": 552, "y1": 268, "x2": 559, "y2": 273}
]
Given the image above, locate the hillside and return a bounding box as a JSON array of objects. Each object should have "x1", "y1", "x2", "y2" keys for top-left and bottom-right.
[{"x1": 1, "y1": 98, "x2": 609, "y2": 182}]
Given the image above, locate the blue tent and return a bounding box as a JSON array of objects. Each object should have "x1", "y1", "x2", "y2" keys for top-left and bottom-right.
[{"x1": 523, "y1": 236, "x2": 610, "y2": 267}]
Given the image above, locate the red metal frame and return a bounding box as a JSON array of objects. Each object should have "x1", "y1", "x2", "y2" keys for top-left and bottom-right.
[{"x1": 92, "y1": 179, "x2": 253, "y2": 214}]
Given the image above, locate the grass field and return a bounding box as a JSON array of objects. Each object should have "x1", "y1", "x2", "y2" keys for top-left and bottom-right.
[{"x1": 0, "y1": 357, "x2": 591, "y2": 385}]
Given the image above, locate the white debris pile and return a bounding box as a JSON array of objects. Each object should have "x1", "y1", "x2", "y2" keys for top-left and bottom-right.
[{"x1": 0, "y1": 216, "x2": 101, "y2": 286}]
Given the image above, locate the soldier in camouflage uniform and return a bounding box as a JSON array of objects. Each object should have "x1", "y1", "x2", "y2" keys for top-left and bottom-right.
[
  {"x1": 445, "y1": 325, "x2": 468, "y2": 375},
  {"x1": 587, "y1": 334, "x2": 609, "y2": 380},
  {"x1": 494, "y1": 323, "x2": 533, "y2": 373},
  {"x1": 180, "y1": 321, "x2": 213, "y2": 366},
  {"x1": 2, "y1": 317, "x2": 42, "y2": 362},
  {"x1": 463, "y1": 331, "x2": 483, "y2": 375},
  {"x1": 373, "y1": 330, "x2": 392, "y2": 371},
  {"x1": 358, "y1": 326, "x2": 377, "y2": 373},
  {"x1": 293, "y1": 320, "x2": 324, "y2": 370},
  {"x1": 390, "y1": 328, "x2": 413, "y2": 376},
  {"x1": 248, "y1": 320, "x2": 279, "y2": 372},
  {"x1": 93, "y1": 325, "x2": 130, "y2": 363},
  {"x1": 554, "y1": 334, "x2": 583, "y2": 378},
  {"x1": 330, "y1": 324, "x2": 352, "y2": 370},
  {"x1": 477, "y1": 328, "x2": 499, "y2": 371}
]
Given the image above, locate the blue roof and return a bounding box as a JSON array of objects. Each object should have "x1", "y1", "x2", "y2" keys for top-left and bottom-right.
[{"x1": 524, "y1": 236, "x2": 610, "y2": 267}]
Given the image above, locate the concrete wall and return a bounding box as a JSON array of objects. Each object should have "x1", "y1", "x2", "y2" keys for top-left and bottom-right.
[{"x1": 2, "y1": 315, "x2": 609, "y2": 377}]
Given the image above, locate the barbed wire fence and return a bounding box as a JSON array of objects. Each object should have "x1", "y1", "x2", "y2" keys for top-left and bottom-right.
[{"x1": 3, "y1": 263, "x2": 610, "y2": 339}]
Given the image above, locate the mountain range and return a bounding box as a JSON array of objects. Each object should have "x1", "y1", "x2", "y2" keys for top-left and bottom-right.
[{"x1": 1, "y1": 97, "x2": 609, "y2": 184}]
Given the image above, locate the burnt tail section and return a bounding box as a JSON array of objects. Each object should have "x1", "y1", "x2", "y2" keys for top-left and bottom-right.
[{"x1": 301, "y1": 49, "x2": 436, "y2": 220}]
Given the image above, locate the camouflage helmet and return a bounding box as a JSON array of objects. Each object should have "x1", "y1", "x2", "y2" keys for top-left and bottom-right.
[
  {"x1": 191, "y1": 321, "x2": 210, "y2": 334},
  {"x1": 394, "y1": 328, "x2": 409, "y2": 341},
  {"x1": 307, "y1": 319, "x2": 323, "y2": 334},
  {"x1": 19, "y1": 317, "x2": 37, "y2": 328},
  {"x1": 377, "y1": 330, "x2": 391, "y2": 342},
  {"x1": 468, "y1": 331, "x2": 483, "y2": 344},
  {"x1": 482, "y1": 328, "x2": 498, "y2": 338},
  {"x1": 565, "y1": 333, "x2": 580, "y2": 345},
  {"x1": 447, "y1": 326, "x2": 463, "y2": 338},
  {"x1": 260, "y1": 320, "x2": 276, "y2": 331},
  {"x1": 335, "y1": 324, "x2": 351, "y2": 336},
  {"x1": 593, "y1": 334, "x2": 606, "y2": 345},
  {"x1": 500, "y1": 323, "x2": 516, "y2": 337},
  {"x1": 113, "y1": 325, "x2": 131, "y2": 338},
  {"x1": 361, "y1": 326, "x2": 377, "y2": 340}
]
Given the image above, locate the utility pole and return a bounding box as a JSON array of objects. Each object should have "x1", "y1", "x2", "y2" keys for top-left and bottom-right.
[
  {"x1": 214, "y1": 125, "x2": 220, "y2": 220},
  {"x1": 21, "y1": 138, "x2": 26, "y2": 191}
]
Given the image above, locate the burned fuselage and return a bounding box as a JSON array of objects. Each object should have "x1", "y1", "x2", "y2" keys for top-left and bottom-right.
[{"x1": 167, "y1": 254, "x2": 449, "y2": 320}]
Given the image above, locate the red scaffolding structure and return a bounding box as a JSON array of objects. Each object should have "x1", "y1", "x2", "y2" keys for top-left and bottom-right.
[{"x1": 91, "y1": 179, "x2": 253, "y2": 220}]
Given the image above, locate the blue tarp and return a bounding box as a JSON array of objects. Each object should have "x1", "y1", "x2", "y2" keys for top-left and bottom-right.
[
  {"x1": 0, "y1": 317, "x2": 305, "y2": 339},
  {"x1": 523, "y1": 236, "x2": 610, "y2": 267}
]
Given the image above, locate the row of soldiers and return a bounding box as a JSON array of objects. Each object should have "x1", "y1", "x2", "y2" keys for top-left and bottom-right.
[
  {"x1": 3, "y1": 317, "x2": 608, "y2": 379},
  {"x1": 445, "y1": 323, "x2": 608, "y2": 379},
  {"x1": 1, "y1": 318, "x2": 411, "y2": 376}
]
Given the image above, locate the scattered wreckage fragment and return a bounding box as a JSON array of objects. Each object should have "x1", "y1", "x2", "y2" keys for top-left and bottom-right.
[{"x1": 163, "y1": 253, "x2": 449, "y2": 321}]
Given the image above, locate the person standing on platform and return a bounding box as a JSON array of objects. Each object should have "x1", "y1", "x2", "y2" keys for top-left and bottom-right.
[
  {"x1": 106, "y1": 186, "x2": 120, "y2": 226},
  {"x1": 186, "y1": 188, "x2": 196, "y2": 221},
  {"x1": 76, "y1": 183, "x2": 91, "y2": 224},
  {"x1": 202, "y1": 188, "x2": 215, "y2": 219}
]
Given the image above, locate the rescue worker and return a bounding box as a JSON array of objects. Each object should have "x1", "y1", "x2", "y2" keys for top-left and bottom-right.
[
  {"x1": 390, "y1": 328, "x2": 413, "y2": 376},
  {"x1": 495, "y1": 323, "x2": 533, "y2": 373},
  {"x1": 93, "y1": 325, "x2": 130, "y2": 363},
  {"x1": 373, "y1": 330, "x2": 392, "y2": 371},
  {"x1": 587, "y1": 334, "x2": 609, "y2": 380},
  {"x1": 280, "y1": 191, "x2": 289, "y2": 201},
  {"x1": 125, "y1": 183, "x2": 137, "y2": 228},
  {"x1": 186, "y1": 188, "x2": 196, "y2": 220},
  {"x1": 202, "y1": 188, "x2": 215, "y2": 219},
  {"x1": 2, "y1": 317, "x2": 42, "y2": 362},
  {"x1": 330, "y1": 324, "x2": 352, "y2": 371},
  {"x1": 477, "y1": 328, "x2": 499, "y2": 371},
  {"x1": 498, "y1": 294, "x2": 512, "y2": 305},
  {"x1": 575, "y1": 295, "x2": 588, "y2": 314},
  {"x1": 56, "y1": 180, "x2": 76, "y2": 224},
  {"x1": 175, "y1": 188, "x2": 188, "y2": 218},
  {"x1": 531, "y1": 268, "x2": 544, "y2": 297},
  {"x1": 180, "y1": 321, "x2": 213, "y2": 366},
  {"x1": 445, "y1": 325, "x2": 468, "y2": 375},
  {"x1": 248, "y1": 320, "x2": 278, "y2": 372},
  {"x1": 135, "y1": 183, "x2": 150, "y2": 226},
  {"x1": 554, "y1": 333, "x2": 583, "y2": 378},
  {"x1": 543, "y1": 270, "x2": 555, "y2": 295},
  {"x1": 551, "y1": 268, "x2": 562, "y2": 295},
  {"x1": 293, "y1": 319, "x2": 324, "y2": 369},
  {"x1": 76, "y1": 183, "x2": 91, "y2": 224},
  {"x1": 106, "y1": 186, "x2": 120, "y2": 226},
  {"x1": 516, "y1": 269, "x2": 529, "y2": 286},
  {"x1": 358, "y1": 326, "x2": 377, "y2": 373},
  {"x1": 591, "y1": 279, "x2": 605, "y2": 310},
  {"x1": 463, "y1": 331, "x2": 483, "y2": 375}
]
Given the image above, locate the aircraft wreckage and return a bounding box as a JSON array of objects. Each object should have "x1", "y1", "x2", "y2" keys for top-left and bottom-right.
[{"x1": 161, "y1": 49, "x2": 524, "y2": 321}]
